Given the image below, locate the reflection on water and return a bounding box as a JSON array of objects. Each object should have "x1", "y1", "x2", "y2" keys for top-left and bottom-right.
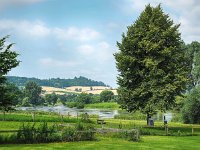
[
  {"x1": 18, "y1": 105, "x2": 173, "y2": 121},
  {"x1": 18, "y1": 105, "x2": 118, "y2": 119}
]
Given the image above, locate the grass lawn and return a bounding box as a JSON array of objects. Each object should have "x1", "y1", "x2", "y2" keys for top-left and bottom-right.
[{"x1": 0, "y1": 136, "x2": 200, "y2": 150}]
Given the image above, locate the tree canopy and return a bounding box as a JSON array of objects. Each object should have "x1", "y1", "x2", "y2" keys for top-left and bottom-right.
[
  {"x1": 100, "y1": 90, "x2": 114, "y2": 102},
  {"x1": 7, "y1": 76, "x2": 107, "y2": 88},
  {"x1": 114, "y1": 4, "x2": 191, "y2": 120},
  {"x1": 0, "y1": 36, "x2": 20, "y2": 118},
  {"x1": 0, "y1": 36, "x2": 19, "y2": 77},
  {"x1": 182, "y1": 86, "x2": 200, "y2": 124},
  {"x1": 24, "y1": 81, "x2": 42, "y2": 106}
]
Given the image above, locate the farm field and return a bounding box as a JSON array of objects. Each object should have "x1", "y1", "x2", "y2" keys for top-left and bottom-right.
[{"x1": 42, "y1": 86, "x2": 118, "y2": 95}]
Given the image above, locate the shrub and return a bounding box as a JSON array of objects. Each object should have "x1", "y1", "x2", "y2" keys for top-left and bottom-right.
[
  {"x1": 16, "y1": 122, "x2": 58, "y2": 143},
  {"x1": 62, "y1": 122, "x2": 96, "y2": 142},
  {"x1": 115, "y1": 129, "x2": 140, "y2": 141},
  {"x1": 182, "y1": 86, "x2": 200, "y2": 124}
]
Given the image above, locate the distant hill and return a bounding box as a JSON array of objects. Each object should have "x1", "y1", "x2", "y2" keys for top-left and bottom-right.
[{"x1": 6, "y1": 76, "x2": 108, "y2": 88}]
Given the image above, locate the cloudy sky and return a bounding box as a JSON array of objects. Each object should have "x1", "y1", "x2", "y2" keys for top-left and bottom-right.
[{"x1": 1, "y1": 0, "x2": 199, "y2": 87}]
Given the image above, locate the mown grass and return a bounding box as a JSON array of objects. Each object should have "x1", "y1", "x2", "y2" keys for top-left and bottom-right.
[
  {"x1": 85, "y1": 102, "x2": 120, "y2": 109},
  {"x1": 0, "y1": 136, "x2": 200, "y2": 150}
]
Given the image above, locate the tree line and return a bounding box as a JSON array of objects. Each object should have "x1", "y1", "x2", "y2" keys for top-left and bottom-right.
[{"x1": 7, "y1": 76, "x2": 107, "y2": 88}]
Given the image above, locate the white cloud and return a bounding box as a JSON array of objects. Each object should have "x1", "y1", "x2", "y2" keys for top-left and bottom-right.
[
  {"x1": 0, "y1": 19, "x2": 100, "y2": 41},
  {"x1": 53, "y1": 27, "x2": 100, "y2": 41},
  {"x1": 39, "y1": 58, "x2": 81, "y2": 68},
  {"x1": 0, "y1": 20, "x2": 50, "y2": 37},
  {"x1": 76, "y1": 41, "x2": 115, "y2": 63}
]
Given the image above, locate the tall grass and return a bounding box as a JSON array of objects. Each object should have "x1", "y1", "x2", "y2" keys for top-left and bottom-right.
[
  {"x1": 0, "y1": 113, "x2": 78, "y2": 123},
  {"x1": 85, "y1": 102, "x2": 120, "y2": 109}
]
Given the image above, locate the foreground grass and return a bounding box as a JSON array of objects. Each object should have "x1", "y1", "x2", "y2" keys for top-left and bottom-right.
[
  {"x1": 85, "y1": 102, "x2": 120, "y2": 109},
  {"x1": 0, "y1": 136, "x2": 200, "y2": 150}
]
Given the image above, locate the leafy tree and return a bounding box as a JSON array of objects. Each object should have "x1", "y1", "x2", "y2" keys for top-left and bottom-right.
[
  {"x1": 22, "y1": 97, "x2": 31, "y2": 106},
  {"x1": 188, "y1": 41, "x2": 200, "y2": 86},
  {"x1": 114, "y1": 4, "x2": 191, "y2": 125},
  {"x1": 24, "y1": 81, "x2": 42, "y2": 106},
  {"x1": 0, "y1": 36, "x2": 20, "y2": 118},
  {"x1": 0, "y1": 82, "x2": 21, "y2": 120},
  {"x1": 100, "y1": 90, "x2": 114, "y2": 102},
  {"x1": 45, "y1": 92, "x2": 58, "y2": 106},
  {"x1": 0, "y1": 36, "x2": 20, "y2": 77},
  {"x1": 182, "y1": 86, "x2": 200, "y2": 124},
  {"x1": 77, "y1": 93, "x2": 91, "y2": 104}
]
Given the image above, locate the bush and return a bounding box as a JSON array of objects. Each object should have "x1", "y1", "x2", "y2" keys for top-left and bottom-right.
[
  {"x1": 114, "y1": 129, "x2": 140, "y2": 141},
  {"x1": 16, "y1": 122, "x2": 58, "y2": 143},
  {"x1": 182, "y1": 86, "x2": 200, "y2": 124},
  {"x1": 114, "y1": 110, "x2": 146, "y2": 120},
  {"x1": 62, "y1": 122, "x2": 96, "y2": 142}
]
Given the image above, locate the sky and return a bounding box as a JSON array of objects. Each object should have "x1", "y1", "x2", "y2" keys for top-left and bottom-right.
[{"x1": 0, "y1": 0, "x2": 200, "y2": 87}]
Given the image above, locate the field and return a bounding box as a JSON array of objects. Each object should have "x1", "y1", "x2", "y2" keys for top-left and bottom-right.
[
  {"x1": 42, "y1": 86, "x2": 117, "y2": 95},
  {"x1": 0, "y1": 111, "x2": 200, "y2": 149}
]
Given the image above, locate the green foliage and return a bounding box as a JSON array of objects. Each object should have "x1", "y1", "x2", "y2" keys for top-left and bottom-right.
[
  {"x1": 114, "y1": 111, "x2": 146, "y2": 120},
  {"x1": 0, "y1": 112, "x2": 78, "y2": 123},
  {"x1": 0, "y1": 36, "x2": 20, "y2": 77},
  {"x1": 182, "y1": 86, "x2": 200, "y2": 124},
  {"x1": 45, "y1": 92, "x2": 58, "y2": 106},
  {"x1": 24, "y1": 81, "x2": 42, "y2": 106},
  {"x1": 187, "y1": 41, "x2": 200, "y2": 86},
  {"x1": 114, "y1": 4, "x2": 191, "y2": 118},
  {"x1": 0, "y1": 82, "x2": 22, "y2": 120},
  {"x1": 77, "y1": 92, "x2": 92, "y2": 104},
  {"x1": 100, "y1": 90, "x2": 114, "y2": 102},
  {"x1": 85, "y1": 102, "x2": 120, "y2": 109},
  {"x1": 0, "y1": 83, "x2": 21, "y2": 110},
  {"x1": 66, "y1": 102, "x2": 78, "y2": 108},
  {"x1": 0, "y1": 36, "x2": 20, "y2": 119},
  {"x1": 7, "y1": 76, "x2": 107, "y2": 88},
  {"x1": 62, "y1": 123, "x2": 96, "y2": 142}
]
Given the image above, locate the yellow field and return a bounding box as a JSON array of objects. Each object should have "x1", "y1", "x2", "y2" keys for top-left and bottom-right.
[{"x1": 42, "y1": 86, "x2": 117, "y2": 95}]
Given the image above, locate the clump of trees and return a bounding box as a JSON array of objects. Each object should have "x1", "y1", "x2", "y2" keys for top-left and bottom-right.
[
  {"x1": 181, "y1": 86, "x2": 200, "y2": 124},
  {"x1": 100, "y1": 90, "x2": 114, "y2": 102},
  {"x1": 179, "y1": 42, "x2": 200, "y2": 124}
]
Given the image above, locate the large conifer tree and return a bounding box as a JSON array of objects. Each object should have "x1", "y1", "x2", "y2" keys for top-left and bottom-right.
[{"x1": 115, "y1": 4, "x2": 191, "y2": 124}]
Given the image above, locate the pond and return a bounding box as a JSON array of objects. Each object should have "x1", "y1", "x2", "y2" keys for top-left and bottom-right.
[
  {"x1": 18, "y1": 105, "x2": 118, "y2": 119},
  {"x1": 17, "y1": 105, "x2": 173, "y2": 121}
]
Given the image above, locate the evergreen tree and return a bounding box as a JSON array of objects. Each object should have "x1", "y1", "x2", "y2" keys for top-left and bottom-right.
[{"x1": 114, "y1": 4, "x2": 191, "y2": 124}]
